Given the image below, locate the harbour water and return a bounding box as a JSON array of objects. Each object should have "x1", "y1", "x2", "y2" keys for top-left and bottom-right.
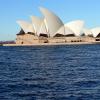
[{"x1": 0, "y1": 44, "x2": 100, "y2": 100}]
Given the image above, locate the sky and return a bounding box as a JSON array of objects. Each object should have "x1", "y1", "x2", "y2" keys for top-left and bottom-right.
[{"x1": 0, "y1": 0, "x2": 100, "y2": 41}]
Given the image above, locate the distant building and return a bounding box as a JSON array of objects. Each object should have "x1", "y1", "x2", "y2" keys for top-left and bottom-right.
[{"x1": 16, "y1": 7, "x2": 100, "y2": 45}]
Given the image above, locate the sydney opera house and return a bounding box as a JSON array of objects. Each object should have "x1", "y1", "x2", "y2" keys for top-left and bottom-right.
[{"x1": 16, "y1": 7, "x2": 100, "y2": 45}]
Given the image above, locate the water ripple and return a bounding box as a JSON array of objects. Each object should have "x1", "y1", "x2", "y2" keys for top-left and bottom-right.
[{"x1": 0, "y1": 45, "x2": 100, "y2": 100}]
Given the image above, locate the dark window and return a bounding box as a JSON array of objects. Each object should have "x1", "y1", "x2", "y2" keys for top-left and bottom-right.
[
  {"x1": 54, "y1": 33, "x2": 65, "y2": 37},
  {"x1": 27, "y1": 32, "x2": 35, "y2": 35},
  {"x1": 65, "y1": 34, "x2": 75, "y2": 37},
  {"x1": 96, "y1": 39, "x2": 100, "y2": 41},
  {"x1": 17, "y1": 29, "x2": 25, "y2": 35},
  {"x1": 39, "y1": 33, "x2": 48, "y2": 37},
  {"x1": 21, "y1": 41, "x2": 23, "y2": 44}
]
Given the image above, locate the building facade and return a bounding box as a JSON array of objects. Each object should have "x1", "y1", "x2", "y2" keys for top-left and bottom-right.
[{"x1": 16, "y1": 7, "x2": 100, "y2": 45}]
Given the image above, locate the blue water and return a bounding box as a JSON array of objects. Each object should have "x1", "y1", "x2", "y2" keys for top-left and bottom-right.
[{"x1": 0, "y1": 44, "x2": 100, "y2": 100}]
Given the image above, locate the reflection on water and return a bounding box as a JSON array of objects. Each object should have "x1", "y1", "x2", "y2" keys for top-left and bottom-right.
[{"x1": 0, "y1": 44, "x2": 100, "y2": 100}]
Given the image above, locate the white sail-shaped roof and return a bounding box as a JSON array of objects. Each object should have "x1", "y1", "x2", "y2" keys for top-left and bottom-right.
[
  {"x1": 83, "y1": 28, "x2": 93, "y2": 36},
  {"x1": 31, "y1": 16, "x2": 43, "y2": 33},
  {"x1": 17, "y1": 20, "x2": 35, "y2": 33},
  {"x1": 65, "y1": 20, "x2": 84, "y2": 36},
  {"x1": 54, "y1": 26, "x2": 74, "y2": 37},
  {"x1": 53, "y1": 26, "x2": 65, "y2": 37},
  {"x1": 38, "y1": 19, "x2": 48, "y2": 36},
  {"x1": 91, "y1": 27, "x2": 100, "y2": 37},
  {"x1": 64, "y1": 26, "x2": 75, "y2": 36},
  {"x1": 40, "y1": 7, "x2": 64, "y2": 37}
]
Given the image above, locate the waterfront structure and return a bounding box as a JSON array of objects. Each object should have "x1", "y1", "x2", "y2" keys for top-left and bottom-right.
[
  {"x1": 83, "y1": 28, "x2": 93, "y2": 37},
  {"x1": 91, "y1": 27, "x2": 100, "y2": 37},
  {"x1": 65, "y1": 20, "x2": 84, "y2": 36},
  {"x1": 17, "y1": 21, "x2": 35, "y2": 34},
  {"x1": 16, "y1": 7, "x2": 100, "y2": 45}
]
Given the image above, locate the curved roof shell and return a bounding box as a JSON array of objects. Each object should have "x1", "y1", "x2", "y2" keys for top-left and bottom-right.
[
  {"x1": 65, "y1": 20, "x2": 84, "y2": 36},
  {"x1": 53, "y1": 26, "x2": 65, "y2": 37},
  {"x1": 54, "y1": 26, "x2": 74, "y2": 37},
  {"x1": 40, "y1": 7, "x2": 64, "y2": 37},
  {"x1": 39, "y1": 19, "x2": 48, "y2": 36},
  {"x1": 31, "y1": 16, "x2": 43, "y2": 34},
  {"x1": 82, "y1": 28, "x2": 93, "y2": 36},
  {"x1": 64, "y1": 26, "x2": 75, "y2": 36},
  {"x1": 17, "y1": 21, "x2": 35, "y2": 33},
  {"x1": 91, "y1": 27, "x2": 100, "y2": 37}
]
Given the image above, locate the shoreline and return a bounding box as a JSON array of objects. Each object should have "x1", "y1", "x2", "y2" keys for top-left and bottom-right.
[{"x1": 3, "y1": 41, "x2": 100, "y2": 46}]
